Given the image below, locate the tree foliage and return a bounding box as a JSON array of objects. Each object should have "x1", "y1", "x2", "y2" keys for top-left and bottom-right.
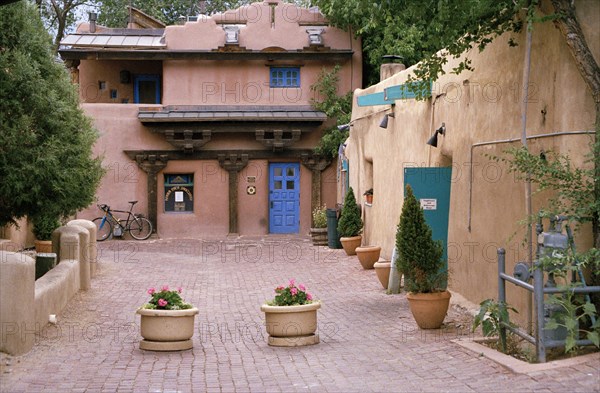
[
  {"x1": 313, "y1": 0, "x2": 526, "y2": 87},
  {"x1": 0, "y1": 1, "x2": 104, "y2": 229},
  {"x1": 310, "y1": 65, "x2": 353, "y2": 159}
]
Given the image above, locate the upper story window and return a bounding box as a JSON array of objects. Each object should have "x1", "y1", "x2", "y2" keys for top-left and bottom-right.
[
  {"x1": 270, "y1": 67, "x2": 300, "y2": 88},
  {"x1": 134, "y1": 74, "x2": 161, "y2": 104}
]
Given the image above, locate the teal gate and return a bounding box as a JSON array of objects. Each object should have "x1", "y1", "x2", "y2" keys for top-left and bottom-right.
[{"x1": 404, "y1": 167, "x2": 452, "y2": 288}]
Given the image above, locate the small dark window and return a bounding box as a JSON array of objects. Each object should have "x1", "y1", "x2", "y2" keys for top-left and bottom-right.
[
  {"x1": 164, "y1": 174, "x2": 193, "y2": 212},
  {"x1": 270, "y1": 67, "x2": 300, "y2": 88},
  {"x1": 134, "y1": 75, "x2": 161, "y2": 104}
]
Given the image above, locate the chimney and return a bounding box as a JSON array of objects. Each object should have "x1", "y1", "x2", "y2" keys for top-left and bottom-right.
[
  {"x1": 89, "y1": 12, "x2": 97, "y2": 33},
  {"x1": 380, "y1": 55, "x2": 405, "y2": 82}
]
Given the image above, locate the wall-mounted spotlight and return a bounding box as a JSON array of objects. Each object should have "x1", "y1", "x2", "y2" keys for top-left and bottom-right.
[
  {"x1": 426, "y1": 122, "x2": 446, "y2": 147},
  {"x1": 379, "y1": 113, "x2": 395, "y2": 129},
  {"x1": 337, "y1": 124, "x2": 350, "y2": 132}
]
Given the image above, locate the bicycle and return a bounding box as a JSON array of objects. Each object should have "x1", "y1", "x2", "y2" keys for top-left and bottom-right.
[{"x1": 93, "y1": 201, "x2": 153, "y2": 241}]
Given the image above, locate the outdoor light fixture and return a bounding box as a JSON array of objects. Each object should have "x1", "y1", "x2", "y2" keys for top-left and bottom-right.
[
  {"x1": 426, "y1": 122, "x2": 446, "y2": 147},
  {"x1": 379, "y1": 113, "x2": 395, "y2": 129},
  {"x1": 223, "y1": 25, "x2": 240, "y2": 44},
  {"x1": 337, "y1": 124, "x2": 350, "y2": 132},
  {"x1": 306, "y1": 28, "x2": 324, "y2": 46}
]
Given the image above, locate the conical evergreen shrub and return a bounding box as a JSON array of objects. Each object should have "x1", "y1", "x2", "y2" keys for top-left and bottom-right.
[
  {"x1": 337, "y1": 187, "x2": 363, "y2": 238},
  {"x1": 395, "y1": 185, "x2": 446, "y2": 293}
]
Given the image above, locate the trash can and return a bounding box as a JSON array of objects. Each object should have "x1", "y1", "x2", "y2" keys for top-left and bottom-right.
[
  {"x1": 326, "y1": 208, "x2": 342, "y2": 249},
  {"x1": 36, "y1": 253, "x2": 57, "y2": 280}
]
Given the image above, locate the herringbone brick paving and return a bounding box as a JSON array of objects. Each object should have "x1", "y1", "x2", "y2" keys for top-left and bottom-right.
[{"x1": 1, "y1": 237, "x2": 598, "y2": 392}]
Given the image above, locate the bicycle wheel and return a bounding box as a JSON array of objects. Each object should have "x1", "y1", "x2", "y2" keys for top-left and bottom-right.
[
  {"x1": 93, "y1": 217, "x2": 113, "y2": 241},
  {"x1": 128, "y1": 217, "x2": 153, "y2": 240}
]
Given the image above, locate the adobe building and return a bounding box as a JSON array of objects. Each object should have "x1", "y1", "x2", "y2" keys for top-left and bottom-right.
[
  {"x1": 58, "y1": 1, "x2": 361, "y2": 238},
  {"x1": 345, "y1": 0, "x2": 598, "y2": 324}
]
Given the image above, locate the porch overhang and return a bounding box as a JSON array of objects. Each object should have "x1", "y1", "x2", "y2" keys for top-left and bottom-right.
[{"x1": 138, "y1": 105, "x2": 327, "y2": 152}]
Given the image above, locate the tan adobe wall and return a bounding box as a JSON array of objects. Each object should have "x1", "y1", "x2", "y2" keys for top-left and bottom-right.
[{"x1": 347, "y1": 1, "x2": 598, "y2": 325}]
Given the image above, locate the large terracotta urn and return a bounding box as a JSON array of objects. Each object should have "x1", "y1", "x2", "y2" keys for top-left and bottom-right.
[
  {"x1": 261, "y1": 302, "x2": 321, "y2": 347},
  {"x1": 340, "y1": 235, "x2": 362, "y2": 256},
  {"x1": 355, "y1": 246, "x2": 381, "y2": 269},
  {"x1": 374, "y1": 260, "x2": 391, "y2": 289},
  {"x1": 406, "y1": 291, "x2": 451, "y2": 329},
  {"x1": 137, "y1": 307, "x2": 199, "y2": 351}
]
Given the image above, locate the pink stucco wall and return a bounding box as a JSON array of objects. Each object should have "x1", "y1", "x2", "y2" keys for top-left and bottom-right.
[{"x1": 70, "y1": 0, "x2": 361, "y2": 238}]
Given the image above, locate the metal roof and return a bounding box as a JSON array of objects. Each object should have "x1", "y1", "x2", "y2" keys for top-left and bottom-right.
[
  {"x1": 138, "y1": 106, "x2": 327, "y2": 122},
  {"x1": 60, "y1": 33, "x2": 166, "y2": 49}
]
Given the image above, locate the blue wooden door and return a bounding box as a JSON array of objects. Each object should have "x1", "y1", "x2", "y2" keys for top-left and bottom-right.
[
  {"x1": 404, "y1": 167, "x2": 452, "y2": 289},
  {"x1": 269, "y1": 163, "x2": 300, "y2": 233}
]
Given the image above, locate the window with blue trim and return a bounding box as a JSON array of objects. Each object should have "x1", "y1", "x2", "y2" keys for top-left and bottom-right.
[
  {"x1": 270, "y1": 67, "x2": 300, "y2": 88},
  {"x1": 134, "y1": 75, "x2": 161, "y2": 104}
]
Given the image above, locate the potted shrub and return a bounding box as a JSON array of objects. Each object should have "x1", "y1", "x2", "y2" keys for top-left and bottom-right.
[
  {"x1": 337, "y1": 188, "x2": 363, "y2": 255},
  {"x1": 310, "y1": 205, "x2": 328, "y2": 246},
  {"x1": 137, "y1": 285, "x2": 199, "y2": 351},
  {"x1": 363, "y1": 188, "x2": 373, "y2": 204},
  {"x1": 261, "y1": 279, "x2": 320, "y2": 347},
  {"x1": 32, "y1": 214, "x2": 61, "y2": 253},
  {"x1": 396, "y1": 185, "x2": 450, "y2": 329}
]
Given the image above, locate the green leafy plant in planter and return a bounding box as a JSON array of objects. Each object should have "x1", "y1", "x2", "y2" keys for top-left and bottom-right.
[
  {"x1": 337, "y1": 188, "x2": 363, "y2": 255},
  {"x1": 32, "y1": 214, "x2": 61, "y2": 241},
  {"x1": 396, "y1": 185, "x2": 450, "y2": 329},
  {"x1": 312, "y1": 205, "x2": 327, "y2": 228}
]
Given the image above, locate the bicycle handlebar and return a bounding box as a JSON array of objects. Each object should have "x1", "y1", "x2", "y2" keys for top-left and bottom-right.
[{"x1": 97, "y1": 204, "x2": 109, "y2": 212}]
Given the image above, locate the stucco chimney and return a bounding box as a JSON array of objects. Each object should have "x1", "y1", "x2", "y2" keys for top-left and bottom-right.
[
  {"x1": 89, "y1": 12, "x2": 97, "y2": 33},
  {"x1": 380, "y1": 55, "x2": 405, "y2": 82}
]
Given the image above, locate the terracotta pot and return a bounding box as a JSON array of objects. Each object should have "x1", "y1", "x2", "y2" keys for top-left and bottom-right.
[
  {"x1": 310, "y1": 227, "x2": 328, "y2": 246},
  {"x1": 137, "y1": 307, "x2": 199, "y2": 351},
  {"x1": 406, "y1": 291, "x2": 451, "y2": 329},
  {"x1": 355, "y1": 246, "x2": 381, "y2": 269},
  {"x1": 340, "y1": 235, "x2": 362, "y2": 256},
  {"x1": 261, "y1": 302, "x2": 321, "y2": 346},
  {"x1": 374, "y1": 261, "x2": 391, "y2": 289},
  {"x1": 34, "y1": 240, "x2": 53, "y2": 253}
]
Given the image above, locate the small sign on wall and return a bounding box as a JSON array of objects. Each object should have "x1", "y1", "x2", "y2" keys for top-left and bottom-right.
[{"x1": 420, "y1": 199, "x2": 437, "y2": 210}]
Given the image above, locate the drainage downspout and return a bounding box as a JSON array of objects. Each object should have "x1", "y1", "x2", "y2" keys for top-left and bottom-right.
[{"x1": 521, "y1": 15, "x2": 534, "y2": 336}]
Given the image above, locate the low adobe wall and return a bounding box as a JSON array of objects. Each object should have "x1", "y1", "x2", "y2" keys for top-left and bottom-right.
[{"x1": 0, "y1": 220, "x2": 97, "y2": 355}]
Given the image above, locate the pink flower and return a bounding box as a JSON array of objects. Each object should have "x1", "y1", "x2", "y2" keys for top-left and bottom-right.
[
  {"x1": 161, "y1": 285, "x2": 169, "y2": 292},
  {"x1": 147, "y1": 288, "x2": 155, "y2": 295},
  {"x1": 177, "y1": 287, "x2": 183, "y2": 293},
  {"x1": 290, "y1": 287, "x2": 298, "y2": 296},
  {"x1": 158, "y1": 299, "x2": 168, "y2": 307},
  {"x1": 306, "y1": 293, "x2": 313, "y2": 301},
  {"x1": 298, "y1": 284, "x2": 306, "y2": 292},
  {"x1": 288, "y1": 279, "x2": 295, "y2": 287}
]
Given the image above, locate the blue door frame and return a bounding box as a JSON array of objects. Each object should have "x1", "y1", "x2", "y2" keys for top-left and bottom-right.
[
  {"x1": 269, "y1": 163, "x2": 300, "y2": 234},
  {"x1": 404, "y1": 167, "x2": 452, "y2": 289}
]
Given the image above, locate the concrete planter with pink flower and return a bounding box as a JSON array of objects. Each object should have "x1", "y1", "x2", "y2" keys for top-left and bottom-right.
[
  {"x1": 137, "y1": 285, "x2": 198, "y2": 351},
  {"x1": 261, "y1": 280, "x2": 320, "y2": 347}
]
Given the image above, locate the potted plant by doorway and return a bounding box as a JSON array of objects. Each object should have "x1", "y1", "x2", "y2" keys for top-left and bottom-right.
[
  {"x1": 137, "y1": 285, "x2": 199, "y2": 351},
  {"x1": 261, "y1": 279, "x2": 320, "y2": 347},
  {"x1": 310, "y1": 205, "x2": 328, "y2": 246},
  {"x1": 32, "y1": 213, "x2": 60, "y2": 253},
  {"x1": 363, "y1": 188, "x2": 373, "y2": 204},
  {"x1": 337, "y1": 188, "x2": 363, "y2": 256},
  {"x1": 396, "y1": 185, "x2": 450, "y2": 329}
]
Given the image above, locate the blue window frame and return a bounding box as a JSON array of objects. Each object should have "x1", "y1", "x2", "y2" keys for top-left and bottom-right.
[
  {"x1": 134, "y1": 74, "x2": 161, "y2": 104},
  {"x1": 270, "y1": 67, "x2": 300, "y2": 88}
]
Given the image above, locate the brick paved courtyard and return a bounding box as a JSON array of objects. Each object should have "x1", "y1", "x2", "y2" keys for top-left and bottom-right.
[{"x1": 1, "y1": 237, "x2": 599, "y2": 392}]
